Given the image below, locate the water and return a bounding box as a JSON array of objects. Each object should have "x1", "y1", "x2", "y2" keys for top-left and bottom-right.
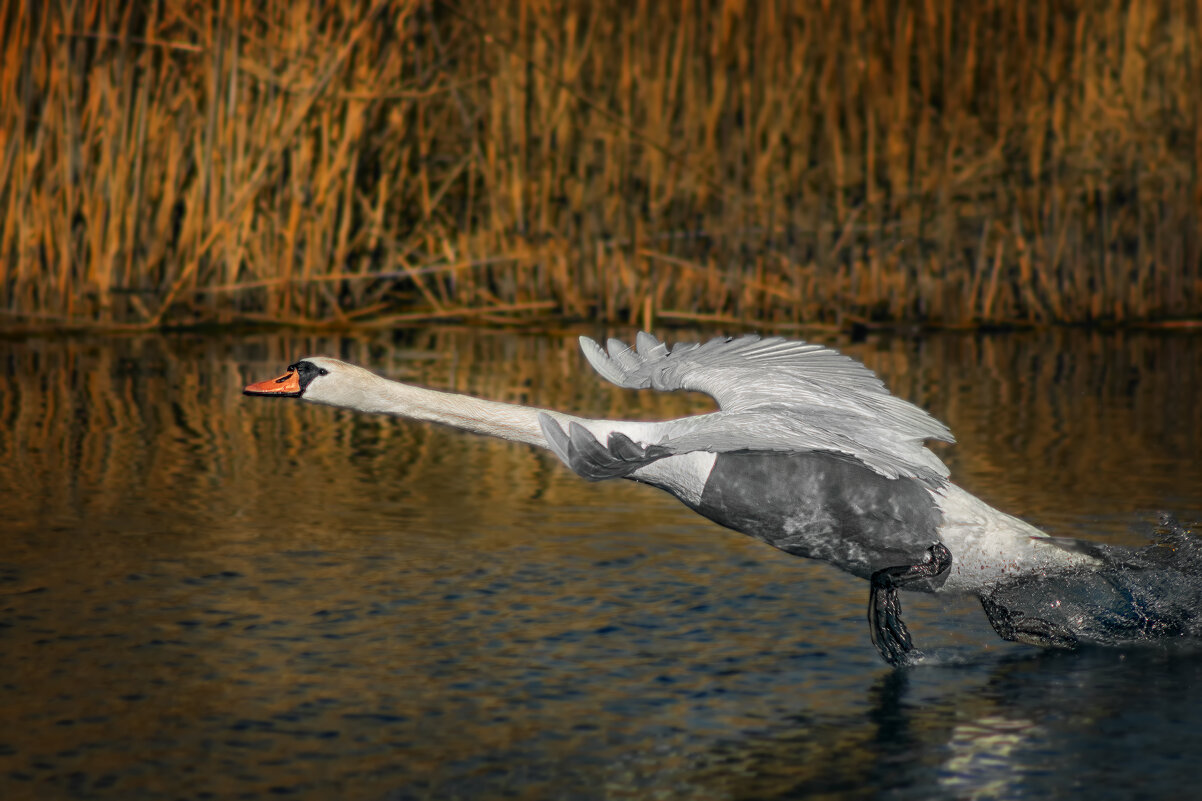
[{"x1": 1, "y1": 328, "x2": 1199, "y2": 800}]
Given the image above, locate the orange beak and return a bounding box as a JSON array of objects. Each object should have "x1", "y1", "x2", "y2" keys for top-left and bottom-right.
[{"x1": 243, "y1": 369, "x2": 303, "y2": 397}]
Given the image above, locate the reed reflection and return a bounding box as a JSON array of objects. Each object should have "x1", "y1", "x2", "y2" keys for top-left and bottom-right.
[
  {"x1": 3, "y1": 330, "x2": 1197, "y2": 546},
  {"x1": 0, "y1": 328, "x2": 1199, "y2": 798}
]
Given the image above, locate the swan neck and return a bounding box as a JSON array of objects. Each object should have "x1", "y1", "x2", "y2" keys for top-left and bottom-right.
[{"x1": 322, "y1": 370, "x2": 562, "y2": 449}]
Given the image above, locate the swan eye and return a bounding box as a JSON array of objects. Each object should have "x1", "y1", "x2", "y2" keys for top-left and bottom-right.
[{"x1": 318, "y1": 368, "x2": 329, "y2": 376}]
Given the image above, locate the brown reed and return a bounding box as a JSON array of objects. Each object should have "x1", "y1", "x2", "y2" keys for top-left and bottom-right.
[{"x1": 1, "y1": 0, "x2": 1200, "y2": 331}]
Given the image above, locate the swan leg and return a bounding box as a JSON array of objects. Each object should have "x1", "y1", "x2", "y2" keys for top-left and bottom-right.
[
  {"x1": 979, "y1": 595, "x2": 1079, "y2": 650},
  {"x1": 868, "y1": 543, "x2": 953, "y2": 667}
]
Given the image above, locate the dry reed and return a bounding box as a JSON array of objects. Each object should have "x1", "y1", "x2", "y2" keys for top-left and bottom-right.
[{"x1": 1, "y1": 0, "x2": 1200, "y2": 330}]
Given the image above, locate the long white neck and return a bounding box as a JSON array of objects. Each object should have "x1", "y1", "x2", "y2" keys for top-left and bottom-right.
[{"x1": 304, "y1": 360, "x2": 596, "y2": 449}]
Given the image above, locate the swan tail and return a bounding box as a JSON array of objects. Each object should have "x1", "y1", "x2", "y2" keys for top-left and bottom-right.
[{"x1": 538, "y1": 413, "x2": 672, "y2": 481}]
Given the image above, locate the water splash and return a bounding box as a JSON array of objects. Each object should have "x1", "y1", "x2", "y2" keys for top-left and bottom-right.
[{"x1": 984, "y1": 515, "x2": 1202, "y2": 648}]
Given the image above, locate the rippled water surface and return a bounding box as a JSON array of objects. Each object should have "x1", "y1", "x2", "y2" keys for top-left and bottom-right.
[{"x1": 2, "y1": 328, "x2": 1200, "y2": 800}]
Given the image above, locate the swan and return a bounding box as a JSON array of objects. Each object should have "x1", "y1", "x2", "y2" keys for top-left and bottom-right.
[{"x1": 243, "y1": 332, "x2": 1105, "y2": 664}]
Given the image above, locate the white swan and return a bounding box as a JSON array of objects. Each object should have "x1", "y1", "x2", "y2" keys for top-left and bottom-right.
[{"x1": 244, "y1": 332, "x2": 1101, "y2": 664}]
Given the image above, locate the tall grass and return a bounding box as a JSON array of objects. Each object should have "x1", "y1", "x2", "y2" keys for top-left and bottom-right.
[{"x1": 2, "y1": 0, "x2": 1199, "y2": 330}]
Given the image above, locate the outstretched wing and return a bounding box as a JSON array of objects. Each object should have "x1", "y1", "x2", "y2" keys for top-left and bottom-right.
[{"x1": 578, "y1": 332, "x2": 954, "y2": 483}]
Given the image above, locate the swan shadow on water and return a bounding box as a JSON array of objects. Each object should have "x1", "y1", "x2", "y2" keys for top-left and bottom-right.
[{"x1": 245, "y1": 332, "x2": 1200, "y2": 666}]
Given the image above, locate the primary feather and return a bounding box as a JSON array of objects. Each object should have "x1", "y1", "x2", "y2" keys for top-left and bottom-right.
[{"x1": 579, "y1": 332, "x2": 954, "y2": 484}]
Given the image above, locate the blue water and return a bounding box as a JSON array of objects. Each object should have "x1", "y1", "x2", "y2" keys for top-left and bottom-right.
[{"x1": 1, "y1": 329, "x2": 1199, "y2": 799}]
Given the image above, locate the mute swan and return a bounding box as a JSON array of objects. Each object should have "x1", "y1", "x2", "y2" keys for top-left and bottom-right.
[{"x1": 244, "y1": 332, "x2": 1105, "y2": 665}]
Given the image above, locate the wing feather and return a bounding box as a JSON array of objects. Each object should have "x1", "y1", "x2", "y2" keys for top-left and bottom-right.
[{"x1": 579, "y1": 332, "x2": 954, "y2": 484}]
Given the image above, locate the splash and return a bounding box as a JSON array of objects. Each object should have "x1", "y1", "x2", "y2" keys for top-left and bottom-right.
[{"x1": 983, "y1": 516, "x2": 1202, "y2": 648}]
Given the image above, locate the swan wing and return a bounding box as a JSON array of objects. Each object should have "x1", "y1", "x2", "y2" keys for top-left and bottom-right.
[{"x1": 579, "y1": 332, "x2": 954, "y2": 483}]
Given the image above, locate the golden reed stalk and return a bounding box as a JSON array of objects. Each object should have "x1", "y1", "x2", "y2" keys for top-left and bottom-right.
[{"x1": 1, "y1": 0, "x2": 1199, "y2": 330}]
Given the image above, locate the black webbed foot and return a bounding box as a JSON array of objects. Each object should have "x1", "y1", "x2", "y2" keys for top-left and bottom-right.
[
  {"x1": 868, "y1": 543, "x2": 953, "y2": 667},
  {"x1": 980, "y1": 595, "x2": 1079, "y2": 650}
]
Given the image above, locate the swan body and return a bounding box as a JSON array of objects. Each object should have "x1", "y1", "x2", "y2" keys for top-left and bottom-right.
[{"x1": 244, "y1": 333, "x2": 1103, "y2": 663}]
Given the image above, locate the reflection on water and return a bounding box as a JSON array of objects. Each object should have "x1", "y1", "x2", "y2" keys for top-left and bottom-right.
[
  {"x1": 0, "y1": 328, "x2": 1199, "y2": 799},
  {"x1": 690, "y1": 647, "x2": 1202, "y2": 800}
]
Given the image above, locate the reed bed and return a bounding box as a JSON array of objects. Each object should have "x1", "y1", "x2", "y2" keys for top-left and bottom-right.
[{"x1": 1, "y1": 0, "x2": 1200, "y2": 330}]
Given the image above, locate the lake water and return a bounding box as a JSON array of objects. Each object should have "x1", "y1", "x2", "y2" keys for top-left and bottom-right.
[{"x1": 1, "y1": 327, "x2": 1200, "y2": 800}]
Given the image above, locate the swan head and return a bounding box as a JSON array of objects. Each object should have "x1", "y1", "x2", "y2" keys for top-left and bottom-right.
[{"x1": 243, "y1": 357, "x2": 384, "y2": 408}]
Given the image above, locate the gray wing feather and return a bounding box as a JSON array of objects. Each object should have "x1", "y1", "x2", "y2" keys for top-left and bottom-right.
[
  {"x1": 538, "y1": 413, "x2": 672, "y2": 481},
  {"x1": 578, "y1": 332, "x2": 954, "y2": 484}
]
